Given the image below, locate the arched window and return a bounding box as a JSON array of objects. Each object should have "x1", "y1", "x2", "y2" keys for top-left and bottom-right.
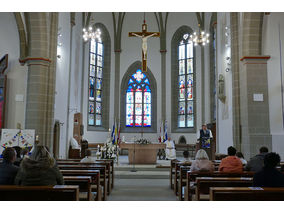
[
  {"x1": 87, "y1": 23, "x2": 111, "y2": 131},
  {"x1": 126, "y1": 69, "x2": 151, "y2": 127},
  {"x1": 121, "y1": 61, "x2": 157, "y2": 133},
  {"x1": 171, "y1": 26, "x2": 196, "y2": 133},
  {"x1": 178, "y1": 34, "x2": 194, "y2": 128}
]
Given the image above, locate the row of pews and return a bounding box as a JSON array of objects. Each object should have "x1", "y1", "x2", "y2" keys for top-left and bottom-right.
[
  {"x1": 170, "y1": 159, "x2": 284, "y2": 201},
  {"x1": 0, "y1": 158, "x2": 114, "y2": 201}
]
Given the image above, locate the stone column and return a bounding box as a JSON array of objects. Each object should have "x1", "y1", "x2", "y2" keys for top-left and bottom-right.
[
  {"x1": 114, "y1": 50, "x2": 121, "y2": 125},
  {"x1": 239, "y1": 56, "x2": 272, "y2": 158},
  {"x1": 161, "y1": 50, "x2": 167, "y2": 123}
]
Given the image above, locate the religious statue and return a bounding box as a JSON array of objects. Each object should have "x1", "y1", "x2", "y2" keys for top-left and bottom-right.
[
  {"x1": 218, "y1": 74, "x2": 226, "y2": 103},
  {"x1": 130, "y1": 32, "x2": 158, "y2": 59}
]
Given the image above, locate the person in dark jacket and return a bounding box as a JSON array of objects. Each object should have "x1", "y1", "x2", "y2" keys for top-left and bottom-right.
[
  {"x1": 0, "y1": 147, "x2": 19, "y2": 185},
  {"x1": 14, "y1": 145, "x2": 64, "y2": 186},
  {"x1": 253, "y1": 152, "x2": 284, "y2": 187},
  {"x1": 245, "y1": 146, "x2": 268, "y2": 172}
]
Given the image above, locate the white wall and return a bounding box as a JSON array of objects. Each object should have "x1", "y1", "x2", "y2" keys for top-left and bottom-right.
[
  {"x1": 0, "y1": 12, "x2": 27, "y2": 130},
  {"x1": 79, "y1": 12, "x2": 212, "y2": 145},
  {"x1": 216, "y1": 12, "x2": 233, "y2": 154},
  {"x1": 263, "y1": 12, "x2": 284, "y2": 159}
]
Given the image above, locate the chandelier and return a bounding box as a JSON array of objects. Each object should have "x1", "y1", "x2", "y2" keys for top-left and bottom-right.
[
  {"x1": 190, "y1": 24, "x2": 210, "y2": 46},
  {"x1": 82, "y1": 26, "x2": 101, "y2": 42}
]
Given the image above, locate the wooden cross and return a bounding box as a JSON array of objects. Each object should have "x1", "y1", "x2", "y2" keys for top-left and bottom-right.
[{"x1": 129, "y1": 22, "x2": 160, "y2": 72}]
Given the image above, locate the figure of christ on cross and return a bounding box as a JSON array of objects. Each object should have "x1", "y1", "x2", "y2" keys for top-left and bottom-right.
[{"x1": 129, "y1": 23, "x2": 160, "y2": 72}]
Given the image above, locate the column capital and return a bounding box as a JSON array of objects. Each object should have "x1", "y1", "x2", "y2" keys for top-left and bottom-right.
[{"x1": 19, "y1": 57, "x2": 51, "y2": 66}]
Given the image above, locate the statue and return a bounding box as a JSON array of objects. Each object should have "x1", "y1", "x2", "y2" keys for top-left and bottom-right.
[
  {"x1": 131, "y1": 32, "x2": 158, "y2": 59},
  {"x1": 218, "y1": 74, "x2": 226, "y2": 103}
]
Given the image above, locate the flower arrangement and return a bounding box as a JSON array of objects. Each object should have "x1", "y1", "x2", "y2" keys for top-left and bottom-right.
[
  {"x1": 135, "y1": 138, "x2": 152, "y2": 145},
  {"x1": 99, "y1": 138, "x2": 119, "y2": 160}
]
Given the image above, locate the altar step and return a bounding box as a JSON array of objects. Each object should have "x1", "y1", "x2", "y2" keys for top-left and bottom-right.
[{"x1": 114, "y1": 169, "x2": 170, "y2": 179}]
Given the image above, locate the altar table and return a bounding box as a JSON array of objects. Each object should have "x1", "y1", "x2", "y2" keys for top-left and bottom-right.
[{"x1": 120, "y1": 142, "x2": 166, "y2": 164}]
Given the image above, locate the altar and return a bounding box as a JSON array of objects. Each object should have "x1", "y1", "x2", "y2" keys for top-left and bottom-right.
[{"x1": 120, "y1": 142, "x2": 166, "y2": 164}]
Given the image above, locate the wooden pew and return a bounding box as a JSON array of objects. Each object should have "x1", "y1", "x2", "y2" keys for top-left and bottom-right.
[
  {"x1": 63, "y1": 176, "x2": 93, "y2": 201},
  {"x1": 185, "y1": 171, "x2": 255, "y2": 201},
  {"x1": 210, "y1": 187, "x2": 284, "y2": 201},
  {"x1": 58, "y1": 162, "x2": 111, "y2": 195},
  {"x1": 195, "y1": 177, "x2": 253, "y2": 201},
  {"x1": 170, "y1": 159, "x2": 179, "y2": 189},
  {"x1": 178, "y1": 165, "x2": 191, "y2": 200},
  {"x1": 174, "y1": 162, "x2": 191, "y2": 195},
  {"x1": 0, "y1": 185, "x2": 79, "y2": 201},
  {"x1": 60, "y1": 170, "x2": 102, "y2": 201}
]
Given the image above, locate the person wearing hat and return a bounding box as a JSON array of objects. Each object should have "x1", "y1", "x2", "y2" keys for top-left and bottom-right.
[{"x1": 196, "y1": 124, "x2": 213, "y2": 159}]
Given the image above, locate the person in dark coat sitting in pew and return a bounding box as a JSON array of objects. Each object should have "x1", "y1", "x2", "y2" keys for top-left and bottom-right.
[
  {"x1": 0, "y1": 147, "x2": 19, "y2": 185},
  {"x1": 253, "y1": 152, "x2": 284, "y2": 187},
  {"x1": 14, "y1": 145, "x2": 64, "y2": 186}
]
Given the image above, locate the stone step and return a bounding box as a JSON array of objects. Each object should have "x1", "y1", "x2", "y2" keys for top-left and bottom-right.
[{"x1": 114, "y1": 170, "x2": 170, "y2": 179}]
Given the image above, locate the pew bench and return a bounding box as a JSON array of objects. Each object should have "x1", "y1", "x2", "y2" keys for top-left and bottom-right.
[
  {"x1": 185, "y1": 171, "x2": 255, "y2": 201},
  {"x1": 63, "y1": 176, "x2": 94, "y2": 201},
  {"x1": 60, "y1": 169, "x2": 102, "y2": 201},
  {"x1": 195, "y1": 177, "x2": 253, "y2": 201},
  {"x1": 58, "y1": 163, "x2": 110, "y2": 196},
  {"x1": 0, "y1": 185, "x2": 79, "y2": 201},
  {"x1": 210, "y1": 187, "x2": 284, "y2": 201}
]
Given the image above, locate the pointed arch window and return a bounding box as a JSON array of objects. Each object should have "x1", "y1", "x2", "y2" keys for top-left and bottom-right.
[
  {"x1": 88, "y1": 38, "x2": 104, "y2": 126},
  {"x1": 177, "y1": 34, "x2": 194, "y2": 128},
  {"x1": 126, "y1": 69, "x2": 152, "y2": 127}
]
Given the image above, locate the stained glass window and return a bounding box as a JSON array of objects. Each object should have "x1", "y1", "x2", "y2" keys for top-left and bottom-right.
[
  {"x1": 178, "y1": 35, "x2": 194, "y2": 128},
  {"x1": 126, "y1": 69, "x2": 152, "y2": 127},
  {"x1": 88, "y1": 38, "x2": 104, "y2": 126}
]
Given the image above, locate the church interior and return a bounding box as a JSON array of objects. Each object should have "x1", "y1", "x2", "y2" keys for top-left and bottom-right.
[{"x1": 1, "y1": 8, "x2": 284, "y2": 205}]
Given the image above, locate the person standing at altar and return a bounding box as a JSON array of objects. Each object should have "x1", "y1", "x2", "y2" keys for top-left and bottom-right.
[
  {"x1": 165, "y1": 136, "x2": 176, "y2": 160},
  {"x1": 197, "y1": 124, "x2": 213, "y2": 159}
]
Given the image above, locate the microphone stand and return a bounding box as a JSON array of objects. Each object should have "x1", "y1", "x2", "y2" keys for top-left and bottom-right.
[{"x1": 130, "y1": 136, "x2": 137, "y2": 172}]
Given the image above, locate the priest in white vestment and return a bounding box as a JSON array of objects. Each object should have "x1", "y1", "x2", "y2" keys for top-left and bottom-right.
[{"x1": 165, "y1": 137, "x2": 176, "y2": 160}]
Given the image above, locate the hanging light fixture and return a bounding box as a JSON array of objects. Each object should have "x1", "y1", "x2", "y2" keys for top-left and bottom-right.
[
  {"x1": 82, "y1": 15, "x2": 101, "y2": 42},
  {"x1": 190, "y1": 24, "x2": 210, "y2": 46}
]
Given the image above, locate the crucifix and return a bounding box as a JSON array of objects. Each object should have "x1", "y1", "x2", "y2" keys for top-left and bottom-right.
[{"x1": 129, "y1": 20, "x2": 160, "y2": 72}]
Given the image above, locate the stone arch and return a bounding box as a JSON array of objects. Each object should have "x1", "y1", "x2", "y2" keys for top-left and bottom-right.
[
  {"x1": 120, "y1": 61, "x2": 157, "y2": 133},
  {"x1": 178, "y1": 135, "x2": 187, "y2": 144},
  {"x1": 13, "y1": 12, "x2": 28, "y2": 61}
]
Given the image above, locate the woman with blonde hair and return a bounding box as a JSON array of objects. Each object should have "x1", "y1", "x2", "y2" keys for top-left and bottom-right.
[
  {"x1": 190, "y1": 149, "x2": 214, "y2": 172},
  {"x1": 15, "y1": 145, "x2": 63, "y2": 186}
]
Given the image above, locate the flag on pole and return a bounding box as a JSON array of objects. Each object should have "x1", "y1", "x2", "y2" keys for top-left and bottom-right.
[
  {"x1": 114, "y1": 123, "x2": 118, "y2": 145},
  {"x1": 164, "y1": 120, "x2": 168, "y2": 142},
  {"x1": 158, "y1": 123, "x2": 162, "y2": 143},
  {"x1": 111, "y1": 123, "x2": 115, "y2": 144},
  {"x1": 117, "y1": 124, "x2": 121, "y2": 145}
]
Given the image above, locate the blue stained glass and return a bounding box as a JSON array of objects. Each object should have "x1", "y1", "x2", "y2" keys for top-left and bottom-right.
[
  {"x1": 89, "y1": 102, "x2": 94, "y2": 113},
  {"x1": 96, "y1": 79, "x2": 102, "y2": 90},
  {"x1": 135, "y1": 92, "x2": 142, "y2": 103},
  {"x1": 97, "y1": 67, "x2": 103, "y2": 78},
  {"x1": 187, "y1": 74, "x2": 193, "y2": 86},
  {"x1": 135, "y1": 116, "x2": 142, "y2": 127},
  {"x1": 126, "y1": 92, "x2": 134, "y2": 103},
  {"x1": 89, "y1": 114, "x2": 94, "y2": 125},
  {"x1": 89, "y1": 89, "x2": 94, "y2": 101},
  {"x1": 96, "y1": 90, "x2": 101, "y2": 102},
  {"x1": 143, "y1": 104, "x2": 151, "y2": 115},
  {"x1": 179, "y1": 75, "x2": 185, "y2": 88},
  {"x1": 141, "y1": 84, "x2": 145, "y2": 88},
  {"x1": 144, "y1": 92, "x2": 151, "y2": 103},
  {"x1": 133, "y1": 84, "x2": 137, "y2": 88},
  {"x1": 187, "y1": 115, "x2": 194, "y2": 127},
  {"x1": 179, "y1": 102, "x2": 185, "y2": 115},
  {"x1": 96, "y1": 114, "x2": 101, "y2": 126},
  {"x1": 90, "y1": 65, "x2": 95, "y2": 77},
  {"x1": 135, "y1": 104, "x2": 142, "y2": 115},
  {"x1": 144, "y1": 85, "x2": 150, "y2": 92},
  {"x1": 178, "y1": 115, "x2": 185, "y2": 127},
  {"x1": 127, "y1": 86, "x2": 133, "y2": 92},
  {"x1": 126, "y1": 104, "x2": 134, "y2": 115},
  {"x1": 136, "y1": 86, "x2": 142, "y2": 91},
  {"x1": 144, "y1": 115, "x2": 151, "y2": 126},
  {"x1": 126, "y1": 115, "x2": 134, "y2": 126},
  {"x1": 128, "y1": 79, "x2": 134, "y2": 84},
  {"x1": 96, "y1": 102, "x2": 101, "y2": 114},
  {"x1": 144, "y1": 79, "x2": 150, "y2": 84},
  {"x1": 187, "y1": 101, "x2": 193, "y2": 114},
  {"x1": 90, "y1": 78, "x2": 95, "y2": 89}
]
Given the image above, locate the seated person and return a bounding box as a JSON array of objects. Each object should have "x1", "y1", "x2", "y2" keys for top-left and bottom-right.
[
  {"x1": 80, "y1": 149, "x2": 96, "y2": 163},
  {"x1": 236, "y1": 152, "x2": 247, "y2": 165},
  {"x1": 182, "y1": 150, "x2": 191, "y2": 163},
  {"x1": 245, "y1": 146, "x2": 268, "y2": 172},
  {"x1": 21, "y1": 147, "x2": 30, "y2": 159},
  {"x1": 14, "y1": 145, "x2": 64, "y2": 186},
  {"x1": 0, "y1": 147, "x2": 19, "y2": 185},
  {"x1": 191, "y1": 149, "x2": 214, "y2": 172},
  {"x1": 13, "y1": 146, "x2": 22, "y2": 167},
  {"x1": 218, "y1": 146, "x2": 243, "y2": 173},
  {"x1": 253, "y1": 152, "x2": 284, "y2": 187},
  {"x1": 165, "y1": 137, "x2": 176, "y2": 160}
]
